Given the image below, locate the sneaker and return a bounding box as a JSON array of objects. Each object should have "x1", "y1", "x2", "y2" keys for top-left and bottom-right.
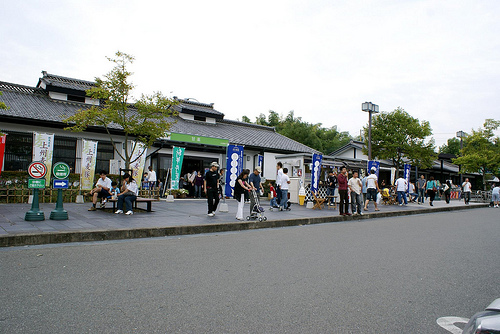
[
  {"x1": 495, "y1": 205, "x2": 498, "y2": 208},
  {"x1": 88, "y1": 207, "x2": 96, "y2": 211},
  {"x1": 345, "y1": 213, "x2": 352, "y2": 216},
  {"x1": 353, "y1": 212, "x2": 358, "y2": 216},
  {"x1": 125, "y1": 211, "x2": 133, "y2": 215},
  {"x1": 399, "y1": 204, "x2": 402, "y2": 206},
  {"x1": 279, "y1": 207, "x2": 283, "y2": 211},
  {"x1": 359, "y1": 212, "x2": 364, "y2": 215},
  {"x1": 115, "y1": 210, "x2": 123, "y2": 214},
  {"x1": 207, "y1": 213, "x2": 214, "y2": 217},
  {"x1": 100, "y1": 201, "x2": 106, "y2": 208}
]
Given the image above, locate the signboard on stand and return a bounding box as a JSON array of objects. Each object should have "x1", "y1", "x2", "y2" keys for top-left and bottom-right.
[{"x1": 225, "y1": 145, "x2": 244, "y2": 197}]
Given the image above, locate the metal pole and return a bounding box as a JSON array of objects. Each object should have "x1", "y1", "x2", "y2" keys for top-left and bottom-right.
[
  {"x1": 459, "y1": 138, "x2": 463, "y2": 185},
  {"x1": 368, "y1": 111, "x2": 372, "y2": 161}
]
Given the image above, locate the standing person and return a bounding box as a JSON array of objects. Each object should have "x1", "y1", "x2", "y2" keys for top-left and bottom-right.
[
  {"x1": 269, "y1": 181, "x2": 278, "y2": 208},
  {"x1": 348, "y1": 170, "x2": 363, "y2": 215},
  {"x1": 276, "y1": 162, "x2": 284, "y2": 206},
  {"x1": 218, "y1": 168, "x2": 226, "y2": 198},
  {"x1": 417, "y1": 175, "x2": 427, "y2": 204},
  {"x1": 492, "y1": 183, "x2": 500, "y2": 208},
  {"x1": 249, "y1": 167, "x2": 263, "y2": 216},
  {"x1": 115, "y1": 173, "x2": 138, "y2": 215},
  {"x1": 361, "y1": 173, "x2": 368, "y2": 203},
  {"x1": 204, "y1": 162, "x2": 220, "y2": 217},
  {"x1": 337, "y1": 166, "x2": 350, "y2": 216},
  {"x1": 462, "y1": 178, "x2": 472, "y2": 205},
  {"x1": 395, "y1": 175, "x2": 408, "y2": 206},
  {"x1": 187, "y1": 170, "x2": 196, "y2": 197},
  {"x1": 194, "y1": 171, "x2": 204, "y2": 198},
  {"x1": 234, "y1": 169, "x2": 252, "y2": 220},
  {"x1": 147, "y1": 166, "x2": 157, "y2": 190},
  {"x1": 426, "y1": 176, "x2": 437, "y2": 206},
  {"x1": 443, "y1": 180, "x2": 452, "y2": 204},
  {"x1": 88, "y1": 170, "x2": 112, "y2": 211},
  {"x1": 280, "y1": 168, "x2": 291, "y2": 211},
  {"x1": 364, "y1": 169, "x2": 381, "y2": 212},
  {"x1": 327, "y1": 170, "x2": 338, "y2": 206}
]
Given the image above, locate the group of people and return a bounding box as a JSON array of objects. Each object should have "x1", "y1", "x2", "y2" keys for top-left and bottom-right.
[
  {"x1": 180, "y1": 168, "x2": 226, "y2": 199},
  {"x1": 87, "y1": 170, "x2": 139, "y2": 215}
]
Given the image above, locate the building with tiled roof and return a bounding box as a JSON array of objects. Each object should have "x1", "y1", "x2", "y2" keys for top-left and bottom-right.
[{"x1": 0, "y1": 72, "x2": 316, "y2": 182}]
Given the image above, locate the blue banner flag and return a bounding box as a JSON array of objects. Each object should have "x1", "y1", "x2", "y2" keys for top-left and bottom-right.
[
  {"x1": 310, "y1": 153, "x2": 323, "y2": 194},
  {"x1": 367, "y1": 160, "x2": 380, "y2": 178},
  {"x1": 225, "y1": 145, "x2": 244, "y2": 198},
  {"x1": 404, "y1": 164, "x2": 411, "y2": 193}
]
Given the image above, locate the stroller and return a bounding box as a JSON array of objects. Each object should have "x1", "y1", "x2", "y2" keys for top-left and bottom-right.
[{"x1": 246, "y1": 189, "x2": 267, "y2": 222}]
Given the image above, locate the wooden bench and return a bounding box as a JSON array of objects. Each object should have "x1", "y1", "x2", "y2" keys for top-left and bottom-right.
[
  {"x1": 108, "y1": 197, "x2": 159, "y2": 212},
  {"x1": 312, "y1": 191, "x2": 326, "y2": 210},
  {"x1": 325, "y1": 195, "x2": 338, "y2": 209}
]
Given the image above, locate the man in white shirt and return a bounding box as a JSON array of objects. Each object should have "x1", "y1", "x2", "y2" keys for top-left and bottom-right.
[
  {"x1": 276, "y1": 162, "x2": 284, "y2": 206},
  {"x1": 364, "y1": 169, "x2": 380, "y2": 212},
  {"x1": 279, "y1": 167, "x2": 291, "y2": 211},
  {"x1": 395, "y1": 175, "x2": 408, "y2": 206},
  {"x1": 147, "y1": 166, "x2": 157, "y2": 189},
  {"x1": 89, "y1": 170, "x2": 112, "y2": 211},
  {"x1": 348, "y1": 171, "x2": 363, "y2": 215},
  {"x1": 462, "y1": 178, "x2": 472, "y2": 205}
]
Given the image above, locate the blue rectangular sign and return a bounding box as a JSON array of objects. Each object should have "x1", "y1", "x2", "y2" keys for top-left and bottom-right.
[
  {"x1": 225, "y1": 145, "x2": 244, "y2": 198},
  {"x1": 310, "y1": 153, "x2": 323, "y2": 194},
  {"x1": 53, "y1": 179, "x2": 69, "y2": 189}
]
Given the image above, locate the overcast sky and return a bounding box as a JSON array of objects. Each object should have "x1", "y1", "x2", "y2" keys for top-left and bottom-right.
[{"x1": 1, "y1": 0, "x2": 499, "y2": 148}]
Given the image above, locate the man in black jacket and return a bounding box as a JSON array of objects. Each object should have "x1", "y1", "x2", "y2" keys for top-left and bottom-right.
[{"x1": 204, "y1": 162, "x2": 220, "y2": 217}]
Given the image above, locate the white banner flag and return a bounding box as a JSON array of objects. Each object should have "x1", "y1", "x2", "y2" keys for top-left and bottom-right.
[
  {"x1": 129, "y1": 141, "x2": 147, "y2": 188},
  {"x1": 80, "y1": 139, "x2": 98, "y2": 191},
  {"x1": 32, "y1": 132, "x2": 54, "y2": 185}
]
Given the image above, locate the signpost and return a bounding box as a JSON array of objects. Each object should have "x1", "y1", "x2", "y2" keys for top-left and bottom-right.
[
  {"x1": 25, "y1": 161, "x2": 47, "y2": 221},
  {"x1": 50, "y1": 162, "x2": 70, "y2": 220}
]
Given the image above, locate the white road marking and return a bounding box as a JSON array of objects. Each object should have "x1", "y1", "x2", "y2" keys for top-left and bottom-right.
[{"x1": 437, "y1": 316, "x2": 469, "y2": 333}]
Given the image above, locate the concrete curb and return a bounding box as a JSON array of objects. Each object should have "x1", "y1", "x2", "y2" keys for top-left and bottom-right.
[{"x1": 0, "y1": 203, "x2": 489, "y2": 247}]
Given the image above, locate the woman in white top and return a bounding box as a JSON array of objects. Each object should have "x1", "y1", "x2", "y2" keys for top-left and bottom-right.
[{"x1": 115, "y1": 173, "x2": 139, "y2": 215}]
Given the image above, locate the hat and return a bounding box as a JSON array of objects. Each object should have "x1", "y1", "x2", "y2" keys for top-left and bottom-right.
[
  {"x1": 255, "y1": 167, "x2": 261, "y2": 173},
  {"x1": 211, "y1": 162, "x2": 219, "y2": 167}
]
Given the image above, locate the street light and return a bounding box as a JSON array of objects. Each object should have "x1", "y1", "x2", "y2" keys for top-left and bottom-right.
[
  {"x1": 456, "y1": 130, "x2": 466, "y2": 185},
  {"x1": 362, "y1": 102, "x2": 380, "y2": 161}
]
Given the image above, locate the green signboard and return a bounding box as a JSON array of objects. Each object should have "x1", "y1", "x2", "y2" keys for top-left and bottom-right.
[
  {"x1": 28, "y1": 178, "x2": 46, "y2": 189},
  {"x1": 53, "y1": 162, "x2": 71, "y2": 179},
  {"x1": 166, "y1": 132, "x2": 229, "y2": 147}
]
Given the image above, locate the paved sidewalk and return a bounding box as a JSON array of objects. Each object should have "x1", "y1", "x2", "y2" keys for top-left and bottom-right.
[{"x1": 0, "y1": 197, "x2": 488, "y2": 247}]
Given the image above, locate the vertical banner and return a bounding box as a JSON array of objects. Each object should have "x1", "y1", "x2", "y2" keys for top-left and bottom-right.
[
  {"x1": 225, "y1": 144, "x2": 244, "y2": 198},
  {"x1": 404, "y1": 164, "x2": 411, "y2": 193},
  {"x1": 0, "y1": 134, "x2": 6, "y2": 176},
  {"x1": 33, "y1": 132, "x2": 54, "y2": 185},
  {"x1": 257, "y1": 155, "x2": 263, "y2": 167},
  {"x1": 129, "y1": 141, "x2": 147, "y2": 187},
  {"x1": 170, "y1": 146, "x2": 185, "y2": 190},
  {"x1": 80, "y1": 139, "x2": 98, "y2": 190},
  {"x1": 310, "y1": 153, "x2": 323, "y2": 194},
  {"x1": 390, "y1": 167, "x2": 396, "y2": 185},
  {"x1": 367, "y1": 160, "x2": 380, "y2": 178}
]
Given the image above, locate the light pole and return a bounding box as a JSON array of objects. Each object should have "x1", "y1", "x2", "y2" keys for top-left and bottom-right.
[
  {"x1": 456, "y1": 130, "x2": 465, "y2": 185},
  {"x1": 362, "y1": 102, "x2": 380, "y2": 161}
]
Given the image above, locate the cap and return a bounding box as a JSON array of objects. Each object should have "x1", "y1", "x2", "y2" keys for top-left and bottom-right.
[{"x1": 211, "y1": 162, "x2": 219, "y2": 167}]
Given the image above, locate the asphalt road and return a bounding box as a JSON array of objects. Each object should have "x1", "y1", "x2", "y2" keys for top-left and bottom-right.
[{"x1": 1, "y1": 208, "x2": 499, "y2": 333}]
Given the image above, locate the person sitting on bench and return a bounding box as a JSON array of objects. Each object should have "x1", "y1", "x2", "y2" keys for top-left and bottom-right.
[{"x1": 115, "y1": 173, "x2": 138, "y2": 215}]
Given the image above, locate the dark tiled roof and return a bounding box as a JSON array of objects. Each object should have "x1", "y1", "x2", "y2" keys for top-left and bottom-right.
[
  {"x1": 37, "y1": 71, "x2": 95, "y2": 92},
  {"x1": 0, "y1": 81, "x2": 315, "y2": 153},
  {"x1": 173, "y1": 98, "x2": 224, "y2": 118}
]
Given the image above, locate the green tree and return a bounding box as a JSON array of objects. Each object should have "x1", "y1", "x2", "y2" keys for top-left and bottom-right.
[
  {"x1": 0, "y1": 91, "x2": 8, "y2": 110},
  {"x1": 241, "y1": 115, "x2": 251, "y2": 123},
  {"x1": 365, "y1": 107, "x2": 436, "y2": 176},
  {"x1": 439, "y1": 137, "x2": 461, "y2": 155},
  {"x1": 453, "y1": 119, "x2": 500, "y2": 190},
  {"x1": 64, "y1": 51, "x2": 178, "y2": 167}
]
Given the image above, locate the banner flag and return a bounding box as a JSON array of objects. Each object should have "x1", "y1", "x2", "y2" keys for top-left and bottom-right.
[
  {"x1": 390, "y1": 167, "x2": 396, "y2": 185},
  {"x1": 33, "y1": 132, "x2": 54, "y2": 185},
  {"x1": 170, "y1": 146, "x2": 185, "y2": 190},
  {"x1": 129, "y1": 141, "x2": 147, "y2": 188},
  {"x1": 0, "y1": 134, "x2": 6, "y2": 176},
  {"x1": 367, "y1": 161, "x2": 380, "y2": 178},
  {"x1": 404, "y1": 164, "x2": 411, "y2": 193},
  {"x1": 257, "y1": 155, "x2": 263, "y2": 167},
  {"x1": 80, "y1": 140, "x2": 98, "y2": 190},
  {"x1": 310, "y1": 153, "x2": 323, "y2": 194},
  {"x1": 225, "y1": 145, "x2": 244, "y2": 198}
]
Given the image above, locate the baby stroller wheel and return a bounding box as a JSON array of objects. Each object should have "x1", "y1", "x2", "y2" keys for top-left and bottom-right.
[
  {"x1": 258, "y1": 217, "x2": 263, "y2": 222},
  {"x1": 263, "y1": 216, "x2": 267, "y2": 221},
  {"x1": 246, "y1": 216, "x2": 251, "y2": 221}
]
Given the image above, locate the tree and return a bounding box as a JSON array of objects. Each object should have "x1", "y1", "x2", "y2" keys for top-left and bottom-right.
[
  {"x1": 439, "y1": 137, "x2": 461, "y2": 155},
  {"x1": 241, "y1": 115, "x2": 251, "y2": 123},
  {"x1": 64, "y1": 51, "x2": 178, "y2": 167},
  {"x1": 0, "y1": 91, "x2": 8, "y2": 136},
  {"x1": 365, "y1": 107, "x2": 436, "y2": 176},
  {"x1": 453, "y1": 119, "x2": 500, "y2": 190}
]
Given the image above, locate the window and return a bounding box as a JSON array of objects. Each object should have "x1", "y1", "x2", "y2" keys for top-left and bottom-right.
[
  {"x1": 2, "y1": 131, "x2": 33, "y2": 171},
  {"x1": 96, "y1": 141, "x2": 115, "y2": 173},
  {"x1": 194, "y1": 115, "x2": 206, "y2": 122},
  {"x1": 53, "y1": 136, "x2": 77, "y2": 172},
  {"x1": 67, "y1": 95, "x2": 85, "y2": 103}
]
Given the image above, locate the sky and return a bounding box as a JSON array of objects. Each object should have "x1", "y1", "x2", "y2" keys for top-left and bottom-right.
[{"x1": 1, "y1": 0, "x2": 499, "y2": 148}]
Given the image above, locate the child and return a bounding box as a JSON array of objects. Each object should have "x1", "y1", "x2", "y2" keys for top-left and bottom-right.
[
  {"x1": 110, "y1": 181, "x2": 120, "y2": 199},
  {"x1": 280, "y1": 168, "x2": 291, "y2": 211},
  {"x1": 269, "y1": 182, "x2": 278, "y2": 208}
]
